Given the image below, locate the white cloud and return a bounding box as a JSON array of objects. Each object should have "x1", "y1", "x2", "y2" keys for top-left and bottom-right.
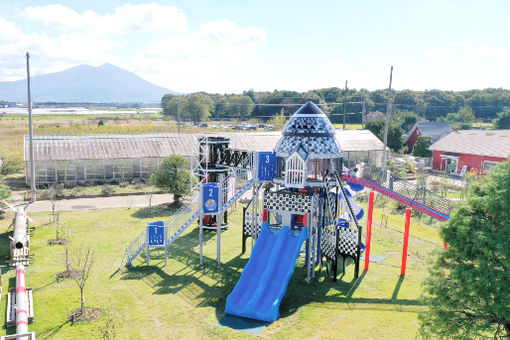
[
  {"x1": 0, "y1": 5, "x2": 267, "y2": 92},
  {"x1": 24, "y1": 3, "x2": 188, "y2": 36},
  {"x1": 448, "y1": 41, "x2": 468, "y2": 47},
  {"x1": 475, "y1": 45, "x2": 510, "y2": 57},
  {"x1": 0, "y1": 16, "x2": 24, "y2": 41},
  {"x1": 425, "y1": 48, "x2": 451, "y2": 57},
  {"x1": 0, "y1": 15, "x2": 120, "y2": 80},
  {"x1": 328, "y1": 58, "x2": 344, "y2": 68},
  {"x1": 198, "y1": 20, "x2": 266, "y2": 45},
  {"x1": 139, "y1": 20, "x2": 267, "y2": 92}
]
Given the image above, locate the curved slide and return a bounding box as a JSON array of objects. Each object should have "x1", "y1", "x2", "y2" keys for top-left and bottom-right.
[{"x1": 225, "y1": 222, "x2": 308, "y2": 322}]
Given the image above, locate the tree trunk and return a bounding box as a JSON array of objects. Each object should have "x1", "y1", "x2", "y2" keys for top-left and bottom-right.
[
  {"x1": 65, "y1": 247, "x2": 70, "y2": 272},
  {"x1": 80, "y1": 287, "x2": 85, "y2": 314}
]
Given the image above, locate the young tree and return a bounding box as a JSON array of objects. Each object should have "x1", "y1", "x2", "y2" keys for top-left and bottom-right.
[
  {"x1": 73, "y1": 245, "x2": 96, "y2": 315},
  {"x1": 412, "y1": 135, "x2": 433, "y2": 157},
  {"x1": 420, "y1": 158, "x2": 510, "y2": 339},
  {"x1": 268, "y1": 108, "x2": 288, "y2": 130},
  {"x1": 493, "y1": 107, "x2": 510, "y2": 129},
  {"x1": 150, "y1": 155, "x2": 190, "y2": 205}
]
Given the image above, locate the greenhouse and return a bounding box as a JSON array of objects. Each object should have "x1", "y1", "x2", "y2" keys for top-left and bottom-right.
[{"x1": 24, "y1": 130, "x2": 384, "y2": 186}]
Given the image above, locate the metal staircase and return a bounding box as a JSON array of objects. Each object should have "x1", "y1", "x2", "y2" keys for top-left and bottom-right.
[{"x1": 120, "y1": 152, "x2": 255, "y2": 269}]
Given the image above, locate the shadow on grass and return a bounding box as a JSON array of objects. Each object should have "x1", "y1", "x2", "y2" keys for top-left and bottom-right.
[
  {"x1": 120, "y1": 227, "x2": 246, "y2": 309},
  {"x1": 119, "y1": 228, "x2": 423, "y2": 325},
  {"x1": 391, "y1": 275, "x2": 405, "y2": 301},
  {"x1": 33, "y1": 278, "x2": 58, "y2": 293},
  {"x1": 0, "y1": 231, "x2": 11, "y2": 260},
  {"x1": 131, "y1": 202, "x2": 181, "y2": 219},
  {"x1": 38, "y1": 320, "x2": 71, "y2": 340}
]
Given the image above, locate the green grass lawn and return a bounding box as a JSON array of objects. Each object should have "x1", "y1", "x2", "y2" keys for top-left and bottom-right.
[{"x1": 0, "y1": 200, "x2": 441, "y2": 339}]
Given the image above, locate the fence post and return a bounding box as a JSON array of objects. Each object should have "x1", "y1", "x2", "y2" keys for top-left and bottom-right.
[
  {"x1": 401, "y1": 208, "x2": 412, "y2": 275},
  {"x1": 364, "y1": 191, "x2": 374, "y2": 270}
]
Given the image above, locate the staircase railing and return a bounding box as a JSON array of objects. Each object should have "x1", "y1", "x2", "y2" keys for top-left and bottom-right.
[
  {"x1": 120, "y1": 151, "x2": 256, "y2": 269},
  {"x1": 361, "y1": 166, "x2": 456, "y2": 216}
]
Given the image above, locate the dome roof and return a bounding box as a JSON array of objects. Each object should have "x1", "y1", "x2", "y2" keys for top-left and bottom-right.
[
  {"x1": 275, "y1": 102, "x2": 342, "y2": 160},
  {"x1": 282, "y1": 101, "x2": 336, "y2": 137}
]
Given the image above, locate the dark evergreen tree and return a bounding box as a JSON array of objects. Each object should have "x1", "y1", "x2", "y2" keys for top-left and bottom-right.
[
  {"x1": 150, "y1": 155, "x2": 190, "y2": 204},
  {"x1": 420, "y1": 158, "x2": 510, "y2": 339}
]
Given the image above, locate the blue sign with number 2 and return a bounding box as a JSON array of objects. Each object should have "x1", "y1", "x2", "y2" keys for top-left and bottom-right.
[{"x1": 202, "y1": 183, "x2": 219, "y2": 214}]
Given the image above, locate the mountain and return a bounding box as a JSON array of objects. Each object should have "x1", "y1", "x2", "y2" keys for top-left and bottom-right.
[{"x1": 0, "y1": 63, "x2": 177, "y2": 103}]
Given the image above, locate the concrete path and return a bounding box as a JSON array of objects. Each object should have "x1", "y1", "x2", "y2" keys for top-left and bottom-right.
[{"x1": 25, "y1": 193, "x2": 173, "y2": 213}]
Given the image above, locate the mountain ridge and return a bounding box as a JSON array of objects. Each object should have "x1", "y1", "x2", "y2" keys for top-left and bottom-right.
[{"x1": 0, "y1": 63, "x2": 177, "y2": 103}]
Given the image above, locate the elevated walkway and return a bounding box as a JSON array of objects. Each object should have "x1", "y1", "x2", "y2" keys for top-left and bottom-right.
[{"x1": 341, "y1": 166, "x2": 455, "y2": 221}]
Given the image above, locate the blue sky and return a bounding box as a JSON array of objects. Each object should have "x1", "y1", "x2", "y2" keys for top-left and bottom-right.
[{"x1": 1, "y1": 1, "x2": 510, "y2": 93}]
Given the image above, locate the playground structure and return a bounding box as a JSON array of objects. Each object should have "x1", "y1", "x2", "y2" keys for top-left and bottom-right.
[
  {"x1": 2, "y1": 201, "x2": 34, "y2": 267},
  {"x1": 120, "y1": 101, "x2": 455, "y2": 323},
  {"x1": 3, "y1": 265, "x2": 35, "y2": 340},
  {"x1": 1, "y1": 202, "x2": 36, "y2": 339}
]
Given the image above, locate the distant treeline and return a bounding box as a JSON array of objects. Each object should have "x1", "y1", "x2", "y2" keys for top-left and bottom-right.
[{"x1": 162, "y1": 87, "x2": 510, "y2": 123}]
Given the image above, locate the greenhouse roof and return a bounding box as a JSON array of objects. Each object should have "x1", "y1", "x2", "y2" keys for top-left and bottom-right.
[{"x1": 25, "y1": 130, "x2": 384, "y2": 162}]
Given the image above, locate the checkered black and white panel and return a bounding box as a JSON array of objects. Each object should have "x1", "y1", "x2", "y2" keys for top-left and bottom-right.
[
  {"x1": 321, "y1": 228, "x2": 336, "y2": 260},
  {"x1": 275, "y1": 136, "x2": 341, "y2": 159},
  {"x1": 243, "y1": 211, "x2": 262, "y2": 237},
  {"x1": 337, "y1": 228, "x2": 359, "y2": 257},
  {"x1": 263, "y1": 191, "x2": 312, "y2": 214}
]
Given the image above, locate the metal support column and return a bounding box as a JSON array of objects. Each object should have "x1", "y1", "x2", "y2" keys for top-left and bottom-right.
[
  {"x1": 199, "y1": 184, "x2": 204, "y2": 265},
  {"x1": 146, "y1": 227, "x2": 150, "y2": 266},
  {"x1": 217, "y1": 173, "x2": 223, "y2": 264},
  {"x1": 164, "y1": 222, "x2": 168, "y2": 267}
]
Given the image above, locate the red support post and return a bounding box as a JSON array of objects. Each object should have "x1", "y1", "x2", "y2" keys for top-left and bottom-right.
[
  {"x1": 401, "y1": 208, "x2": 412, "y2": 276},
  {"x1": 364, "y1": 191, "x2": 375, "y2": 270}
]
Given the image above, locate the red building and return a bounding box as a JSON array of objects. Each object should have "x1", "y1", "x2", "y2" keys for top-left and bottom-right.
[
  {"x1": 405, "y1": 122, "x2": 452, "y2": 153},
  {"x1": 429, "y1": 130, "x2": 510, "y2": 175}
]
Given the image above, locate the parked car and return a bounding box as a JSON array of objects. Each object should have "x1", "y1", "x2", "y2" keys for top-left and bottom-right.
[{"x1": 199, "y1": 123, "x2": 208, "y2": 127}]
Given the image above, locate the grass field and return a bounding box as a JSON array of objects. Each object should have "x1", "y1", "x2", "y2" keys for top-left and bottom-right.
[{"x1": 0, "y1": 199, "x2": 440, "y2": 339}]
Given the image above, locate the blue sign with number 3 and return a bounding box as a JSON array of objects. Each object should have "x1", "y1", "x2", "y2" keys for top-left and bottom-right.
[{"x1": 258, "y1": 152, "x2": 276, "y2": 181}]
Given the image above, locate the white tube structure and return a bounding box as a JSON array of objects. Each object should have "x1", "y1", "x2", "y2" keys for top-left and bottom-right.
[
  {"x1": 13, "y1": 207, "x2": 29, "y2": 250},
  {"x1": 16, "y1": 264, "x2": 29, "y2": 340}
]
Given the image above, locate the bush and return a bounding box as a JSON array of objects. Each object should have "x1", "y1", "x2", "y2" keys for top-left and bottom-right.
[
  {"x1": 0, "y1": 151, "x2": 24, "y2": 175},
  {"x1": 101, "y1": 185, "x2": 115, "y2": 196}
]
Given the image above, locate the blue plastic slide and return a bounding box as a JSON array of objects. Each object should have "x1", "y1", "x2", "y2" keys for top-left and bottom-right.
[{"x1": 225, "y1": 222, "x2": 308, "y2": 322}]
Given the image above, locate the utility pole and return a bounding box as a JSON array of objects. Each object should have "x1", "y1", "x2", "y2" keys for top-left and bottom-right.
[
  {"x1": 343, "y1": 80, "x2": 348, "y2": 130},
  {"x1": 26, "y1": 52, "x2": 36, "y2": 202},
  {"x1": 177, "y1": 100, "x2": 181, "y2": 133},
  {"x1": 361, "y1": 100, "x2": 366, "y2": 128},
  {"x1": 382, "y1": 66, "x2": 393, "y2": 168}
]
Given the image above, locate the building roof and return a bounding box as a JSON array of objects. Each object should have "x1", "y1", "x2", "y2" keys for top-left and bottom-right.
[
  {"x1": 275, "y1": 102, "x2": 342, "y2": 160},
  {"x1": 406, "y1": 121, "x2": 452, "y2": 143},
  {"x1": 429, "y1": 130, "x2": 510, "y2": 158},
  {"x1": 25, "y1": 129, "x2": 384, "y2": 162}
]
